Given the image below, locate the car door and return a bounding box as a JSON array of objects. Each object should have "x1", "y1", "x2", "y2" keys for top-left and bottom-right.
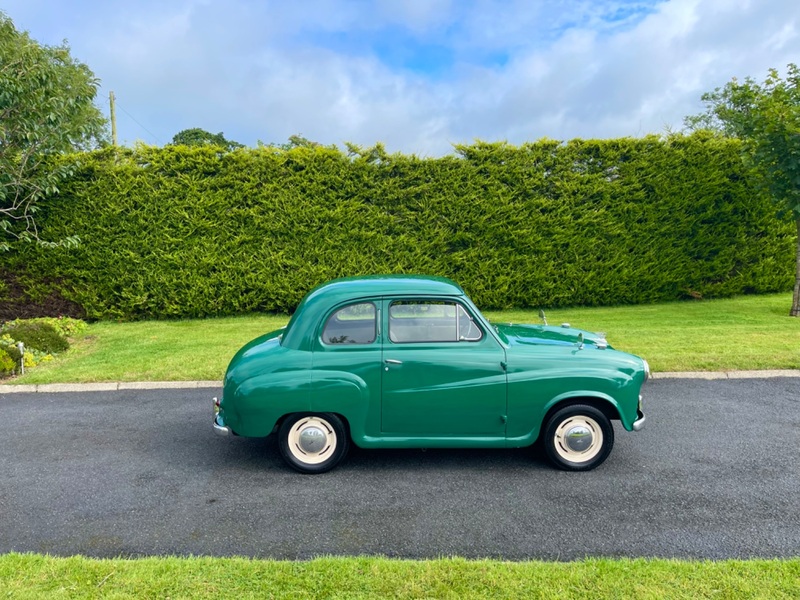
[
  {"x1": 310, "y1": 301, "x2": 383, "y2": 426},
  {"x1": 380, "y1": 298, "x2": 508, "y2": 437}
]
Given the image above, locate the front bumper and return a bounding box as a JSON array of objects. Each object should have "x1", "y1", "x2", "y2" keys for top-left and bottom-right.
[{"x1": 213, "y1": 397, "x2": 232, "y2": 437}]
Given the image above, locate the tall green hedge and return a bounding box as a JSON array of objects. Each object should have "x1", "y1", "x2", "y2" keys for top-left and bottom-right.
[{"x1": 4, "y1": 133, "x2": 796, "y2": 319}]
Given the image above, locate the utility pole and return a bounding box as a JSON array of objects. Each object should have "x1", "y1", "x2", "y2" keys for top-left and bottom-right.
[{"x1": 109, "y1": 91, "x2": 118, "y2": 146}]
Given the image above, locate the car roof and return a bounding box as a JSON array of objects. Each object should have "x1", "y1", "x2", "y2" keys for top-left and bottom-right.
[
  {"x1": 281, "y1": 274, "x2": 465, "y2": 349},
  {"x1": 307, "y1": 274, "x2": 464, "y2": 299}
]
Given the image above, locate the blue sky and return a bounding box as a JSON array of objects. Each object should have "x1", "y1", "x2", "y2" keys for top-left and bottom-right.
[{"x1": 3, "y1": 0, "x2": 799, "y2": 155}]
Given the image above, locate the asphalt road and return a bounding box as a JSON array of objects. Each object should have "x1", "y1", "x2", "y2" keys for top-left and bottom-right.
[{"x1": 1, "y1": 378, "x2": 799, "y2": 560}]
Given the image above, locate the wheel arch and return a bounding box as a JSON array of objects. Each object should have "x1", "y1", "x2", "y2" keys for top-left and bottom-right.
[
  {"x1": 275, "y1": 411, "x2": 353, "y2": 439},
  {"x1": 541, "y1": 393, "x2": 622, "y2": 435}
]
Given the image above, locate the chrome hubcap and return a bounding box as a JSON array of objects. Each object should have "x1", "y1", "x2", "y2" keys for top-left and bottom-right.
[
  {"x1": 287, "y1": 417, "x2": 337, "y2": 465},
  {"x1": 554, "y1": 415, "x2": 603, "y2": 463},
  {"x1": 298, "y1": 426, "x2": 327, "y2": 454},
  {"x1": 564, "y1": 425, "x2": 593, "y2": 452}
]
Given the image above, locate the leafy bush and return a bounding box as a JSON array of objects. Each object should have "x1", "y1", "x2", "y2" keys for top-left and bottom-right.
[
  {"x1": 0, "y1": 334, "x2": 22, "y2": 363},
  {"x1": 1, "y1": 321, "x2": 69, "y2": 354},
  {"x1": 13, "y1": 316, "x2": 87, "y2": 337},
  {"x1": 0, "y1": 347, "x2": 15, "y2": 376},
  {"x1": 2, "y1": 133, "x2": 795, "y2": 319}
]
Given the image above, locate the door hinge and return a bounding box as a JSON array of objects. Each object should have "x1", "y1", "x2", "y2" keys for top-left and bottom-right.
[
  {"x1": 500, "y1": 414, "x2": 507, "y2": 424},
  {"x1": 500, "y1": 361, "x2": 507, "y2": 371}
]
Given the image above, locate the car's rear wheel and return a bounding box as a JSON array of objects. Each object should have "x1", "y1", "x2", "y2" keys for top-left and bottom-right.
[
  {"x1": 278, "y1": 413, "x2": 349, "y2": 474},
  {"x1": 543, "y1": 404, "x2": 614, "y2": 471}
]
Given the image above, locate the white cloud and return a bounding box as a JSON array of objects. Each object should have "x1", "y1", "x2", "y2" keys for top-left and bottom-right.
[{"x1": 2, "y1": 0, "x2": 799, "y2": 154}]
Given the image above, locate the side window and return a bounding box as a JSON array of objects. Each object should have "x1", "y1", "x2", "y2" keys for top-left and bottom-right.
[
  {"x1": 456, "y1": 304, "x2": 483, "y2": 341},
  {"x1": 322, "y1": 303, "x2": 377, "y2": 345},
  {"x1": 389, "y1": 301, "x2": 483, "y2": 343}
]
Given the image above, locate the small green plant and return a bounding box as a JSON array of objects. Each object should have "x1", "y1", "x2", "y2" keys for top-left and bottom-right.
[
  {"x1": 0, "y1": 331, "x2": 55, "y2": 377},
  {"x1": 1, "y1": 321, "x2": 69, "y2": 354},
  {"x1": 0, "y1": 336, "x2": 22, "y2": 363},
  {"x1": 5, "y1": 316, "x2": 88, "y2": 338},
  {"x1": 0, "y1": 334, "x2": 22, "y2": 378},
  {"x1": 0, "y1": 347, "x2": 15, "y2": 376}
]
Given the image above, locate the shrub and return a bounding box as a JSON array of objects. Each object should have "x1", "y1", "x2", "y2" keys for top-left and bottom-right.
[
  {"x1": 1, "y1": 321, "x2": 69, "y2": 354},
  {"x1": 12, "y1": 316, "x2": 87, "y2": 337},
  {"x1": 0, "y1": 347, "x2": 15, "y2": 376},
  {"x1": 0, "y1": 335, "x2": 22, "y2": 363}
]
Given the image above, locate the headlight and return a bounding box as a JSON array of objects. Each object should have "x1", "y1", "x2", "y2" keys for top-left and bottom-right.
[{"x1": 642, "y1": 359, "x2": 651, "y2": 382}]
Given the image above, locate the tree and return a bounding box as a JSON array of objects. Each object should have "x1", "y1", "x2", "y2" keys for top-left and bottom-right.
[
  {"x1": 0, "y1": 13, "x2": 107, "y2": 250},
  {"x1": 686, "y1": 64, "x2": 800, "y2": 316},
  {"x1": 171, "y1": 128, "x2": 243, "y2": 151},
  {"x1": 257, "y1": 135, "x2": 326, "y2": 151}
]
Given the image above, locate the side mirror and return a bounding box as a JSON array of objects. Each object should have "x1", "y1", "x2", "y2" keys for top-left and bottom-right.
[
  {"x1": 577, "y1": 332, "x2": 584, "y2": 350},
  {"x1": 539, "y1": 309, "x2": 547, "y2": 326}
]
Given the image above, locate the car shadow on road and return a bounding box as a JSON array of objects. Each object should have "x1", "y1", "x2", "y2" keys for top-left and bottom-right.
[
  {"x1": 207, "y1": 429, "x2": 552, "y2": 475},
  {"x1": 344, "y1": 443, "x2": 552, "y2": 472}
]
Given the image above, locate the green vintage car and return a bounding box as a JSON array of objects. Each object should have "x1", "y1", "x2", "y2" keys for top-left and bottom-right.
[{"x1": 213, "y1": 275, "x2": 648, "y2": 474}]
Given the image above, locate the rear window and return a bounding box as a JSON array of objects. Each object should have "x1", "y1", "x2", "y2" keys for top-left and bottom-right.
[{"x1": 321, "y1": 303, "x2": 377, "y2": 345}]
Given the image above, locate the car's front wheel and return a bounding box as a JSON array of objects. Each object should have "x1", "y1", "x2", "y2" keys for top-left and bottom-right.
[
  {"x1": 278, "y1": 413, "x2": 349, "y2": 474},
  {"x1": 543, "y1": 404, "x2": 614, "y2": 471}
]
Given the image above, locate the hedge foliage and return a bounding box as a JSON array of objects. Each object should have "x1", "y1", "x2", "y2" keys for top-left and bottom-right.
[{"x1": 4, "y1": 133, "x2": 796, "y2": 319}]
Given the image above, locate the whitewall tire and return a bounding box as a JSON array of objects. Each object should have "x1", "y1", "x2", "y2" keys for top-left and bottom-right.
[
  {"x1": 278, "y1": 413, "x2": 349, "y2": 474},
  {"x1": 543, "y1": 404, "x2": 614, "y2": 471}
]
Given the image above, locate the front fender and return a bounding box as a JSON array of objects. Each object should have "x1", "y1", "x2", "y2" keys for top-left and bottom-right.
[
  {"x1": 505, "y1": 365, "x2": 642, "y2": 446},
  {"x1": 506, "y1": 389, "x2": 626, "y2": 447}
]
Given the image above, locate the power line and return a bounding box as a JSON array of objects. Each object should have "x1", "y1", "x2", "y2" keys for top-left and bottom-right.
[{"x1": 114, "y1": 100, "x2": 163, "y2": 145}]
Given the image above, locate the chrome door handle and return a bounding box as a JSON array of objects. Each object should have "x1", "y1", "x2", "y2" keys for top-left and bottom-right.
[{"x1": 384, "y1": 359, "x2": 403, "y2": 365}]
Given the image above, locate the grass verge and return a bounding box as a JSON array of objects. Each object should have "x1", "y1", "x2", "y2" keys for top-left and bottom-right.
[
  {"x1": 1, "y1": 554, "x2": 799, "y2": 599},
  {"x1": 484, "y1": 292, "x2": 800, "y2": 373},
  {"x1": 4, "y1": 293, "x2": 799, "y2": 385}
]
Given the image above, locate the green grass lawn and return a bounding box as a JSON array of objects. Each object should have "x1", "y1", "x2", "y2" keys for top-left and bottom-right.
[
  {"x1": 2, "y1": 554, "x2": 799, "y2": 599},
  {"x1": 4, "y1": 293, "x2": 799, "y2": 385},
  {"x1": 484, "y1": 292, "x2": 800, "y2": 373}
]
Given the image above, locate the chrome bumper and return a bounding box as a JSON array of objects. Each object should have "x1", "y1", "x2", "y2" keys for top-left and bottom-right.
[
  {"x1": 632, "y1": 411, "x2": 646, "y2": 431},
  {"x1": 213, "y1": 397, "x2": 232, "y2": 436}
]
